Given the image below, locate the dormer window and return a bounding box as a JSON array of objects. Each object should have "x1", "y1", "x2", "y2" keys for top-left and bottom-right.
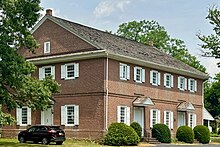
[{"x1": 44, "y1": 41, "x2": 50, "y2": 53}]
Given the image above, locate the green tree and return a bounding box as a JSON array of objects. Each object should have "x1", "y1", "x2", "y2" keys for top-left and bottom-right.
[
  {"x1": 198, "y1": 6, "x2": 220, "y2": 67},
  {"x1": 204, "y1": 73, "x2": 220, "y2": 118},
  {"x1": 116, "y1": 20, "x2": 206, "y2": 73},
  {"x1": 0, "y1": 0, "x2": 59, "y2": 125}
]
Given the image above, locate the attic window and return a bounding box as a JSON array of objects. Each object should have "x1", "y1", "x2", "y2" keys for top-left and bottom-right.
[{"x1": 44, "y1": 41, "x2": 50, "y2": 53}]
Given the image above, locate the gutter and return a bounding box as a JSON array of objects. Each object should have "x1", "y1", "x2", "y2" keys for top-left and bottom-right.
[{"x1": 105, "y1": 52, "x2": 109, "y2": 130}]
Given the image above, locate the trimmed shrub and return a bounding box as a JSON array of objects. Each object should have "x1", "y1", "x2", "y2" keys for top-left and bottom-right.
[
  {"x1": 152, "y1": 124, "x2": 171, "y2": 143},
  {"x1": 104, "y1": 123, "x2": 140, "y2": 146},
  {"x1": 193, "y1": 125, "x2": 210, "y2": 144},
  {"x1": 176, "y1": 126, "x2": 194, "y2": 143},
  {"x1": 130, "y1": 122, "x2": 142, "y2": 139}
]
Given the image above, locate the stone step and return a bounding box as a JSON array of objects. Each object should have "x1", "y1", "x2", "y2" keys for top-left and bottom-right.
[
  {"x1": 194, "y1": 139, "x2": 200, "y2": 144},
  {"x1": 148, "y1": 137, "x2": 161, "y2": 144}
]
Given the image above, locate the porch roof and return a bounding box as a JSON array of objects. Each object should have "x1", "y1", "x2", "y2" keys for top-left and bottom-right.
[
  {"x1": 133, "y1": 97, "x2": 154, "y2": 106},
  {"x1": 203, "y1": 108, "x2": 214, "y2": 121},
  {"x1": 177, "y1": 102, "x2": 195, "y2": 111}
]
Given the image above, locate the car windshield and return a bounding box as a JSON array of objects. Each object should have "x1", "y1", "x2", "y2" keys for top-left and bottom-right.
[{"x1": 49, "y1": 126, "x2": 62, "y2": 131}]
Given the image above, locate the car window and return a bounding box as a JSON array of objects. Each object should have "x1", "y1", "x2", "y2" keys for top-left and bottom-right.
[
  {"x1": 49, "y1": 126, "x2": 62, "y2": 131},
  {"x1": 27, "y1": 127, "x2": 36, "y2": 133}
]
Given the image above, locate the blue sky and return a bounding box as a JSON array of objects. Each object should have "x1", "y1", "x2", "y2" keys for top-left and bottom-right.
[{"x1": 40, "y1": 0, "x2": 220, "y2": 77}]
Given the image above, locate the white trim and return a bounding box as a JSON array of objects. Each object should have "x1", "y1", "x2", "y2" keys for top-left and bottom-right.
[{"x1": 44, "y1": 41, "x2": 51, "y2": 54}]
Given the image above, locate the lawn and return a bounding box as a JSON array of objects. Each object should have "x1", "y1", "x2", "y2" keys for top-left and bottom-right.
[
  {"x1": 211, "y1": 137, "x2": 220, "y2": 143},
  {"x1": 0, "y1": 138, "x2": 106, "y2": 147}
]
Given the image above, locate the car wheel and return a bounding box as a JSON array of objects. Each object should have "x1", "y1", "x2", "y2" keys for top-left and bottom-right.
[
  {"x1": 42, "y1": 138, "x2": 49, "y2": 145},
  {"x1": 56, "y1": 141, "x2": 63, "y2": 145},
  {"x1": 19, "y1": 136, "x2": 26, "y2": 143}
]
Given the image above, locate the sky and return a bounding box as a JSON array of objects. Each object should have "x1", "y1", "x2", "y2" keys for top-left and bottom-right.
[{"x1": 40, "y1": 0, "x2": 220, "y2": 77}]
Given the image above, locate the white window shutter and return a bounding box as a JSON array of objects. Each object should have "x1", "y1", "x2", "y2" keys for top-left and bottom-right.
[
  {"x1": 164, "y1": 111, "x2": 167, "y2": 125},
  {"x1": 119, "y1": 64, "x2": 123, "y2": 79},
  {"x1": 170, "y1": 111, "x2": 174, "y2": 129},
  {"x1": 184, "y1": 78, "x2": 187, "y2": 90},
  {"x1": 178, "y1": 77, "x2": 180, "y2": 89},
  {"x1": 157, "y1": 110, "x2": 160, "y2": 124},
  {"x1": 127, "y1": 65, "x2": 130, "y2": 80},
  {"x1": 150, "y1": 70, "x2": 153, "y2": 84},
  {"x1": 61, "y1": 106, "x2": 66, "y2": 125},
  {"x1": 51, "y1": 66, "x2": 55, "y2": 79},
  {"x1": 126, "y1": 107, "x2": 130, "y2": 125},
  {"x1": 195, "y1": 80, "x2": 197, "y2": 92},
  {"x1": 117, "y1": 106, "x2": 121, "y2": 123},
  {"x1": 39, "y1": 67, "x2": 44, "y2": 80},
  {"x1": 61, "y1": 65, "x2": 66, "y2": 79},
  {"x1": 41, "y1": 111, "x2": 44, "y2": 125},
  {"x1": 188, "y1": 113, "x2": 191, "y2": 127},
  {"x1": 16, "y1": 108, "x2": 22, "y2": 125},
  {"x1": 164, "y1": 74, "x2": 167, "y2": 87},
  {"x1": 74, "y1": 105, "x2": 79, "y2": 125},
  {"x1": 193, "y1": 114, "x2": 197, "y2": 128},
  {"x1": 74, "y1": 63, "x2": 79, "y2": 78},
  {"x1": 134, "y1": 67, "x2": 137, "y2": 81},
  {"x1": 158, "y1": 72, "x2": 161, "y2": 85},
  {"x1": 188, "y1": 79, "x2": 191, "y2": 91},
  {"x1": 171, "y1": 75, "x2": 174, "y2": 88},
  {"x1": 150, "y1": 109, "x2": 153, "y2": 128},
  {"x1": 142, "y1": 69, "x2": 145, "y2": 83},
  {"x1": 27, "y1": 108, "x2": 31, "y2": 125}
]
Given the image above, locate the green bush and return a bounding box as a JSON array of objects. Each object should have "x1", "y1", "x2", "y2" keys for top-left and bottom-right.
[
  {"x1": 152, "y1": 124, "x2": 171, "y2": 143},
  {"x1": 130, "y1": 122, "x2": 142, "y2": 139},
  {"x1": 104, "y1": 123, "x2": 140, "y2": 146},
  {"x1": 193, "y1": 125, "x2": 210, "y2": 144},
  {"x1": 176, "y1": 126, "x2": 194, "y2": 143}
]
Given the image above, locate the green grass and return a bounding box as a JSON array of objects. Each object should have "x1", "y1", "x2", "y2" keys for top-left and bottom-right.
[
  {"x1": 211, "y1": 137, "x2": 220, "y2": 143},
  {"x1": 0, "y1": 138, "x2": 107, "y2": 147}
]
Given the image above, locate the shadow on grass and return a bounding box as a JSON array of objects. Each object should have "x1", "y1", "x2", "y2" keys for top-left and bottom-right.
[{"x1": 0, "y1": 141, "x2": 49, "y2": 147}]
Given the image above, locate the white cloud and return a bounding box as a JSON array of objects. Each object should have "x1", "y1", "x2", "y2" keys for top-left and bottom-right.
[
  {"x1": 94, "y1": 0, "x2": 131, "y2": 18},
  {"x1": 200, "y1": 57, "x2": 220, "y2": 77}
]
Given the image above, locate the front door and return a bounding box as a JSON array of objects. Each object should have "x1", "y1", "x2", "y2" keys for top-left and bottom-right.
[
  {"x1": 41, "y1": 108, "x2": 53, "y2": 125},
  {"x1": 134, "y1": 107, "x2": 144, "y2": 137},
  {"x1": 178, "y1": 111, "x2": 186, "y2": 127}
]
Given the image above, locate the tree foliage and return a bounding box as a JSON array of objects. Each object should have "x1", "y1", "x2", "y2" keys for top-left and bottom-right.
[
  {"x1": 198, "y1": 6, "x2": 220, "y2": 65},
  {"x1": 116, "y1": 20, "x2": 206, "y2": 73},
  {"x1": 204, "y1": 73, "x2": 220, "y2": 118},
  {"x1": 0, "y1": 0, "x2": 59, "y2": 125}
]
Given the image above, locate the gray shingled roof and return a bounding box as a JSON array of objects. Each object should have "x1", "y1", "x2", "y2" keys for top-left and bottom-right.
[{"x1": 46, "y1": 15, "x2": 207, "y2": 78}]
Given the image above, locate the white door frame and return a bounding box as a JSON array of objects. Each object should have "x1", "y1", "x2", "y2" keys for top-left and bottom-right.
[
  {"x1": 134, "y1": 107, "x2": 144, "y2": 137},
  {"x1": 178, "y1": 111, "x2": 186, "y2": 127},
  {"x1": 41, "y1": 108, "x2": 53, "y2": 125}
]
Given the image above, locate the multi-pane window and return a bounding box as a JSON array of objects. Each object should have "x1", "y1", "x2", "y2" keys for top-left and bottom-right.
[
  {"x1": 16, "y1": 107, "x2": 31, "y2": 126},
  {"x1": 150, "y1": 70, "x2": 160, "y2": 86},
  {"x1": 39, "y1": 66, "x2": 55, "y2": 80},
  {"x1": 164, "y1": 111, "x2": 173, "y2": 129},
  {"x1": 188, "y1": 79, "x2": 197, "y2": 92},
  {"x1": 61, "y1": 105, "x2": 79, "y2": 126},
  {"x1": 178, "y1": 76, "x2": 187, "y2": 90},
  {"x1": 61, "y1": 63, "x2": 79, "y2": 80},
  {"x1": 134, "y1": 67, "x2": 145, "y2": 83},
  {"x1": 44, "y1": 41, "x2": 50, "y2": 53},
  {"x1": 150, "y1": 109, "x2": 160, "y2": 128},
  {"x1": 67, "y1": 106, "x2": 75, "y2": 124},
  {"x1": 117, "y1": 106, "x2": 130, "y2": 125},
  {"x1": 120, "y1": 63, "x2": 130, "y2": 80},
  {"x1": 188, "y1": 113, "x2": 196, "y2": 128},
  {"x1": 164, "y1": 73, "x2": 173, "y2": 88},
  {"x1": 21, "y1": 107, "x2": 28, "y2": 125}
]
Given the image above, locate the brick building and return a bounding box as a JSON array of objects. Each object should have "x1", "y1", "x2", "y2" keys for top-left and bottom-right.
[{"x1": 2, "y1": 9, "x2": 208, "y2": 139}]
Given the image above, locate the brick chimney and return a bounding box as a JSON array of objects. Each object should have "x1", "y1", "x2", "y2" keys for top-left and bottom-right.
[{"x1": 46, "y1": 9, "x2": 52, "y2": 16}]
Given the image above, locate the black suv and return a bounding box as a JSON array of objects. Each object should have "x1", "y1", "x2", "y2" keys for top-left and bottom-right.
[{"x1": 18, "y1": 125, "x2": 66, "y2": 145}]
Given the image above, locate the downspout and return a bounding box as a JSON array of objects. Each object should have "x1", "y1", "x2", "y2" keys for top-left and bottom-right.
[
  {"x1": 202, "y1": 81, "x2": 205, "y2": 125},
  {"x1": 105, "y1": 53, "x2": 109, "y2": 130}
]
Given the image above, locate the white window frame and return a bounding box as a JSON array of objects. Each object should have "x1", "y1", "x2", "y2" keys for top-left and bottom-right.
[
  {"x1": 134, "y1": 67, "x2": 145, "y2": 83},
  {"x1": 44, "y1": 41, "x2": 51, "y2": 54},
  {"x1": 150, "y1": 70, "x2": 160, "y2": 86},
  {"x1": 61, "y1": 105, "x2": 79, "y2": 126},
  {"x1": 16, "y1": 106, "x2": 31, "y2": 126},
  {"x1": 120, "y1": 63, "x2": 130, "y2": 80},
  {"x1": 164, "y1": 111, "x2": 173, "y2": 129},
  {"x1": 188, "y1": 113, "x2": 196, "y2": 128},
  {"x1": 117, "y1": 106, "x2": 130, "y2": 125},
  {"x1": 39, "y1": 66, "x2": 55, "y2": 80},
  {"x1": 178, "y1": 76, "x2": 187, "y2": 91},
  {"x1": 164, "y1": 73, "x2": 174, "y2": 88},
  {"x1": 61, "y1": 63, "x2": 79, "y2": 80},
  {"x1": 188, "y1": 78, "x2": 197, "y2": 92},
  {"x1": 150, "y1": 109, "x2": 160, "y2": 128}
]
